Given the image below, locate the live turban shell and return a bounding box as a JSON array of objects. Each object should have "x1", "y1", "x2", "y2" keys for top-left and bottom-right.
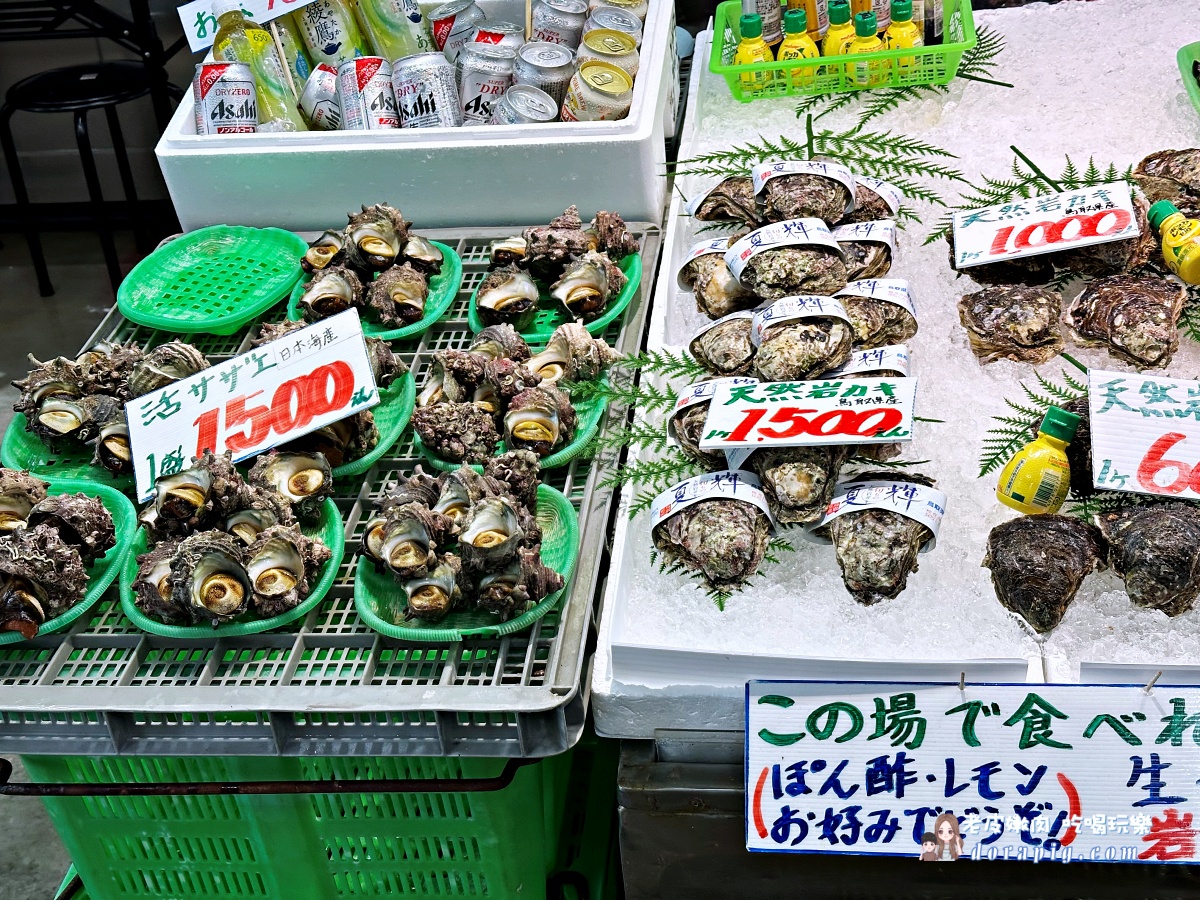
[
  {"x1": 476, "y1": 265, "x2": 540, "y2": 329},
  {"x1": 367, "y1": 263, "x2": 429, "y2": 328},
  {"x1": 691, "y1": 176, "x2": 762, "y2": 227},
  {"x1": 169, "y1": 530, "x2": 252, "y2": 625},
  {"x1": 302, "y1": 229, "x2": 346, "y2": 273},
  {"x1": 76, "y1": 341, "x2": 143, "y2": 400},
  {"x1": 245, "y1": 524, "x2": 331, "y2": 617},
  {"x1": 471, "y1": 324, "x2": 531, "y2": 363},
  {"x1": 484, "y1": 450, "x2": 542, "y2": 513},
  {"x1": 1068, "y1": 273, "x2": 1185, "y2": 369},
  {"x1": 139, "y1": 451, "x2": 248, "y2": 540},
  {"x1": 476, "y1": 547, "x2": 564, "y2": 619},
  {"x1": 412, "y1": 402, "x2": 500, "y2": 464},
  {"x1": 0, "y1": 469, "x2": 48, "y2": 533},
  {"x1": 525, "y1": 322, "x2": 619, "y2": 384},
  {"x1": 957, "y1": 284, "x2": 1064, "y2": 365},
  {"x1": 751, "y1": 446, "x2": 850, "y2": 526},
  {"x1": 458, "y1": 495, "x2": 526, "y2": 573},
  {"x1": 344, "y1": 203, "x2": 409, "y2": 272},
  {"x1": 254, "y1": 320, "x2": 406, "y2": 390},
  {"x1": 133, "y1": 539, "x2": 183, "y2": 623},
  {"x1": 401, "y1": 554, "x2": 464, "y2": 621},
  {"x1": 27, "y1": 492, "x2": 116, "y2": 565},
  {"x1": 521, "y1": 206, "x2": 596, "y2": 282},
  {"x1": 652, "y1": 498, "x2": 770, "y2": 591},
  {"x1": 739, "y1": 246, "x2": 848, "y2": 301},
  {"x1": 1099, "y1": 503, "x2": 1200, "y2": 617},
  {"x1": 760, "y1": 172, "x2": 852, "y2": 224},
  {"x1": 690, "y1": 317, "x2": 756, "y2": 377},
  {"x1": 248, "y1": 451, "x2": 333, "y2": 522},
  {"x1": 127, "y1": 341, "x2": 209, "y2": 398},
  {"x1": 0, "y1": 523, "x2": 88, "y2": 638},
  {"x1": 504, "y1": 385, "x2": 577, "y2": 457},
  {"x1": 298, "y1": 264, "x2": 365, "y2": 321},
  {"x1": 550, "y1": 251, "x2": 626, "y2": 322}
]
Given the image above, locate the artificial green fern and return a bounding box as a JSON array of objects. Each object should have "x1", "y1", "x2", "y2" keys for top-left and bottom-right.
[
  {"x1": 978, "y1": 369, "x2": 1087, "y2": 477},
  {"x1": 620, "y1": 349, "x2": 713, "y2": 383},
  {"x1": 567, "y1": 377, "x2": 678, "y2": 413},
  {"x1": 650, "y1": 534, "x2": 797, "y2": 610},
  {"x1": 608, "y1": 453, "x2": 706, "y2": 502}
]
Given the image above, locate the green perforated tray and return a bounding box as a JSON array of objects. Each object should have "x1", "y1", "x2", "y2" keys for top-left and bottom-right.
[
  {"x1": 286, "y1": 242, "x2": 463, "y2": 341},
  {"x1": 468, "y1": 253, "x2": 641, "y2": 339},
  {"x1": 117, "y1": 226, "x2": 308, "y2": 335},
  {"x1": 353, "y1": 483, "x2": 579, "y2": 642},
  {"x1": 118, "y1": 498, "x2": 345, "y2": 638},
  {"x1": 0, "y1": 478, "x2": 137, "y2": 645},
  {"x1": 1, "y1": 413, "x2": 134, "y2": 493},
  {"x1": 1180, "y1": 42, "x2": 1200, "y2": 119}
]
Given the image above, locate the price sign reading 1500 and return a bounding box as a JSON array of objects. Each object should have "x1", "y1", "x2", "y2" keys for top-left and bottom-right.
[{"x1": 712, "y1": 406, "x2": 905, "y2": 443}]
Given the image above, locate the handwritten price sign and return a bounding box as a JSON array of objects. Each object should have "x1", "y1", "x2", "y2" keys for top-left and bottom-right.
[
  {"x1": 698, "y1": 377, "x2": 917, "y2": 452},
  {"x1": 177, "y1": 0, "x2": 320, "y2": 53},
  {"x1": 952, "y1": 181, "x2": 1139, "y2": 270},
  {"x1": 127, "y1": 309, "x2": 378, "y2": 501}
]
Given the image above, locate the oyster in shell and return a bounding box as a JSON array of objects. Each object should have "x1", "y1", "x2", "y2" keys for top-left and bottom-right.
[
  {"x1": 691, "y1": 176, "x2": 761, "y2": 226},
  {"x1": 751, "y1": 446, "x2": 850, "y2": 526},
  {"x1": 588, "y1": 209, "x2": 640, "y2": 261},
  {"x1": 946, "y1": 230, "x2": 1054, "y2": 287},
  {"x1": 459, "y1": 495, "x2": 525, "y2": 572},
  {"x1": 132, "y1": 540, "x2": 184, "y2": 623},
  {"x1": 298, "y1": 264, "x2": 365, "y2": 321},
  {"x1": 302, "y1": 229, "x2": 346, "y2": 273},
  {"x1": 401, "y1": 554, "x2": 463, "y2": 621},
  {"x1": 471, "y1": 324, "x2": 532, "y2": 362},
  {"x1": 0, "y1": 469, "x2": 47, "y2": 533},
  {"x1": 550, "y1": 251, "x2": 626, "y2": 322},
  {"x1": 958, "y1": 284, "x2": 1064, "y2": 365},
  {"x1": 525, "y1": 322, "x2": 619, "y2": 384},
  {"x1": 837, "y1": 232, "x2": 892, "y2": 281},
  {"x1": 170, "y1": 531, "x2": 251, "y2": 625},
  {"x1": 477, "y1": 547, "x2": 564, "y2": 619},
  {"x1": 1099, "y1": 503, "x2": 1200, "y2": 616},
  {"x1": 739, "y1": 247, "x2": 848, "y2": 300},
  {"x1": 489, "y1": 236, "x2": 527, "y2": 269},
  {"x1": 1057, "y1": 194, "x2": 1157, "y2": 277},
  {"x1": 690, "y1": 316, "x2": 756, "y2": 376},
  {"x1": 670, "y1": 400, "x2": 729, "y2": 470},
  {"x1": 485, "y1": 450, "x2": 541, "y2": 512},
  {"x1": 760, "y1": 173, "x2": 852, "y2": 224},
  {"x1": 842, "y1": 182, "x2": 897, "y2": 224},
  {"x1": 984, "y1": 514, "x2": 1105, "y2": 633},
  {"x1": 652, "y1": 497, "x2": 770, "y2": 590},
  {"x1": 680, "y1": 246, "x2": 757, "y2": 319},
  {"x1": 1069, "y1": 273, "x2": 1185, "y2": 369},
  {"x1": 27, "y1": 492, "x2": 115, "y2": 565},
  {"x1": 245, "y1": 524, "x2": 331, "y2": 616},
  {"x1": 504, "y1": 385, "x2": 577, "y2": 457},
  {"x1": 0, "y1": 524, "x2": 88, "y2": 637},
  {"x1": 128, "y1": 341, "x2": 208, "y2": 398},
  {"x1": 753, "y1": 314, "x2": 854, "y2": 382},
  {"x1": 412, "y1": 402, "x2": 500, "y2": 463},
  {"x1": 476, "y1": 265, "x2": 540, "y2": 329},
  {"x1": 1135, "y1": 149, "x2": 1200, "y2": 218},
  {"x1": 248, "y1": 451, "x2": 332, "y2": 522},
  {"x1": 841, "y1": 293, "x2": 918, "y2": 349},
  {"x1": 344, "y1": 203, "x2": 409, "y2": 272},
  {"x1": 367, "y1": 263, "x2": 428, "y2": 328},
  {"x1": 521, "y1": 206, "x2": 596, "y2": 282},
  {"x1": 401, "y1": 234, "x2": 444, "y2": 275}
]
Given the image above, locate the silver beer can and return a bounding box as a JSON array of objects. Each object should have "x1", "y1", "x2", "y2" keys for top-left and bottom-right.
[
  {"x1": 490, "y1": 84, "x2": 559, "y2": 124},
  {"x1": 560, "y1": 59, "x2": 632, "y2": 122},
  {"x1": 582, "y1": 6, "x2": 642, "y2": 45},
  {"x1": 513, "y1": 41, "x2": 575, "y2": 106},
  {"x1": 298, "y1": 62, "x2": 342, "y2": 130},
  {"x1": 457, "y1": 42, "x2": 516, "y2": 125},
  {"x1": 469, "y1": 20, "x2": 525, "y2": 51},
  {"x1": 193, "y1": 62, "x2": 257, "y2": 134},
  {"x1": 531, "y1": 0, "x2": 588, "y2": 49},
  {"x1": 337, "y1": 57, "x2": 400, "y2": 129},
  {"x1": 429, "y1": 0, "x2": 486, "y2": 62},
  {"x1": 393, "y1": 52, "x2": 463, "y2": 127}
]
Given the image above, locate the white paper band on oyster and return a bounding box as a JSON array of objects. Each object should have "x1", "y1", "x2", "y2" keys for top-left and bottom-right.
[
  {"x1": 750, "y1": 160, "x2": 858, "y2": 214},
  {"x1": 811, "y1": 479, "x2": 947, "y2": 551},
  {"x1": 676, "y1": 237, "x2": 737, "y2": 291},
  {"x1": 750, "y1": 295, "x2": 853, "y2": 348},
  {"x1": 852, "y1": 175, "x2": 902, "y2": 216},
  {"x1": 724, "y1": 218, "x2": 845, "y2": 284},
  {"x1": 689, "y1": 308, "x2": 758, "y2": 344},
  {"x1": 831, "y1": 220, "x2": 898, "y2": 259},
  {"x1": 834, "y1": 277, "x2": 915, "y2": 317},
  {"x1": 828, "y1": 343, "x2": 911, "y2": 378},
  {"x1": 724, "y1": 446, "x2": 756, "y2": 471},
  {"x1": 649, "y1": 470, "x2": 775, "y2": 531},
  {"x1": 683, "y1": 176, "x2": 734, "y2": 217}
]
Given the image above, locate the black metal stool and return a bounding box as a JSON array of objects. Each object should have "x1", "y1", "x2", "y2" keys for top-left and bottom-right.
[{"x1": 0, "y1": 59, "x2": 153, "y2": 297}]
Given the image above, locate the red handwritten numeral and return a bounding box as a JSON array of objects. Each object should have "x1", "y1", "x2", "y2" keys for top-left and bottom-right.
[
  {"x1": 727, "y1": 407, "x2": 767, "y2": 442},
  {"x1": 853, "y1": 408, "x2": 904, "y2": 437},
  {"x1": 988, "y1": 226, "x2": 1014, "y2": 256},
  {"x1": 224, "y1": 391, "x2": 274, "y2": 453},
  {"x1": 304, "y1": 361, "x2": 354, "y2": 417},
  {"x1": 271, "y1": 377, "x2": 312, "y2": 434},
  {"x1": 758, "y1": 407, "x2": 815, "y2": 440},
  {"x1": 1137, "y1": 432, "x2": 1194, "y2": 495},
  {"x1": 194, "y1": 408, "x2": 221, "y2": 457}
]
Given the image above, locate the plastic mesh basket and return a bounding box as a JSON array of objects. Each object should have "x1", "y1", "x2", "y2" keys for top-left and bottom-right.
[
  {"x1": 327, "y1": 373, "x2": 415, "y2": 480},
  {"x1": 1, "y1": 414, "x2": 134, "y2": 493},
  {"x1": 117, "y1": 226, "x2": 308, "y2": 335}
]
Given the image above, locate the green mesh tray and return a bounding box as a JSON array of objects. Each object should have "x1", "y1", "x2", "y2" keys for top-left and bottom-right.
[
  {"x1": 329, "y1": 373, "x2": 415, "y2": 480},
  {"x1": 286, "y1": 242, "x2": 463, "y2": 341},
  {"x1": 353, "y1": 484, "x2": 579, "y2": 642},
  {"x1": 0, "y1": 478, "x2": 137, "y2": 645},
  {"x1": 1, "y1": 413, "x2": 134, "y2": 494},
  {"x1": 1180, "y1": 42, "x2": 1200, "y2": 119},
  {"x1": 117, "y1": 226, "x2": 308, "y2": 335},
  {"x1": 118, "y1": 498, "x2": 345, "y2": 638},
  {"x1": 467, "y1": 252, "x2": 641, "y2": 339}
]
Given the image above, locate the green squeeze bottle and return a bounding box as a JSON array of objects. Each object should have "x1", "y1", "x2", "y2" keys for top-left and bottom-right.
[{"x1": 211, "y1": 0, "x2": 307, "y2": 131}]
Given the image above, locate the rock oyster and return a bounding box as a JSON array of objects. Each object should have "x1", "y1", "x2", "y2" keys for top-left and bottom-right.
[
  {"x1": 1057, "y1": 194, "x2": 1157, "y2": 277},
  {"x1": 0, "y1": 469, "x2": 48, "y2": 533},
  {"x1": 412, "y1": 402, "x2": 500, "y2": 463},
  {"x1": 652, "y1": 498, "x2": 770, "y2": 591},
  {"x1": 0, "y1": 524, "x2": 88, "y2": 638},
  {"x1": 957, "y1": 284, "x2": 1064, "y2": 365},
  {"x1": 946, "y1": 230, "x2": 1054, "y2": 287},
  {"x1": 27, "y1": 492, "x2": 115, "y2": 565},
  {"x1": 679, "y1": 243, "x2": 756, "y2": 319},
  {"x1": 690, "y1": 316, "x2": 756, "y2": 376},
  {"x1": 1099, "y1": 503, "x2": 1200, "y2": 617},
  {"x1": 760, "y1": 172, "x2": 851, "y2": 224},
  {"x1": 692, "y1": 176, "x2": 761, "y2": 226},
  {"x1": 739, "y1": 247, "x2": 848, "y2": 300},
  {"x1": 1068, "y1": 273, "x2": 1185, "y2": 369},
  {"x1": 836, "y1": 230, "x2": 892, "y2": 281},
  {"x1": 840, "y1": 290, "x2": 918, "y2": 349},
  {"x1": 753, "y1": 313, "x2": 854, "y2": 382},
  {"x1": 842, "y1": 181, "x2": 897, "y2": 224},
  {"x1": 984, "y1": 514, "x2": 1105, "y2": 633},
  {"x1": 670, "y1": 401, "x2": 727, "y2": 470},
  {"x1": 751, "y1": 446, "x2": 850, "y2": 526},
  {"x1": 1135, "y1": 149, "x2": 1200, "y2": 218}
]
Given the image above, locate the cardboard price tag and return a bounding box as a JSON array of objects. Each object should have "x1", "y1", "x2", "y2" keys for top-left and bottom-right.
[
  {"x1": 178, "y1": 0, "x2": 320, "y2": 53},
  {"x1": 1087, "y1": 369, "x2": 1200, "y2": 497},
  {"x1": 951, "y1": 180, "x2": 1139, "y2": 269},
  {"x1": 747, "y1": 680, "x2": 1200, "y2": 863},
  {"x1": 697, "y1": 376, "x2": 917, "y2": 451},
  {"x1": 127, "y1": 309, "x2": 378, "y2": 501}
]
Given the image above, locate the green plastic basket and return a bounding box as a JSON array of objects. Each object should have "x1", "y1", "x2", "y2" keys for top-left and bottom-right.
[
  {"x1": 1, "y1": 413, "x2": 134, "y2": 493},
  {"x1": 467, "y1": 252, "x2": 642, "y2": 339},
  {"x1": 711, "y1": 0, "x2": 976, "y2": 101},
  {"x1": 117, "y1": 226, "x2": 308, "y2": 335},
  {"x1": 413, "y1": 384, "x2": 607, "y2": 472},
  {"x1": 1179, "y1": 41, "x2": 1200, "y2": 119},
  {"x1": 0, "y1": 478, "x2": 137, "y2": 645},
  {"x1": 118, "y1": 497, "x2": 345, "y2": 638},
  {"x1": 353, "y1": 483, "x2": 579, "y2": 642},
  {"x1": 286, "y1": 242, "x2": 463, "y2": 341}
]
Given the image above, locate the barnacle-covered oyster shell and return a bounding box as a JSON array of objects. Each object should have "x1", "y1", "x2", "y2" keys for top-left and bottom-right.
[
  {"x1": 344, "y1": 203, "x2": 409, "y2": 272},
  {"x1": 402, "y1": 234, "x2": 444, "y2": 275},
  {"x1": 521, "y1": 206, "x2": 596, "y2": 282},
  {"x1": 459, "y1": 495, "x2": 525, "y2": 572},
  {"x1": 550, "y1": 251, "x2": 626, "y2": 322},
  {"x1": 302, "y1": 229, "x2": 346, "y2": 273},
  {"x1": 525, "y1": 322, "x2": 619, "y2": 384},
  {"x1": 128, "y1": 341, "x2": 208, "y2": 398},
  {"x1": 489, "y1": 236, "x2": 527, "y2": 269},
  {"x1": 0, "y1": 469, "x2": 47, "y2": 533},
  {"x1": 27, "y1": 492, "x2": 115, "y2": 565},
  {"x1": 367, "y1": 263, "x2": 428, "y2": 328},
  {"x1": 753, "y1": 315, "x2": 854, "y2": 382},
  {"x1": 958, "y1": 284, "x2": 1064, "y2": 365},
  {"x1": 139, "y1": 450, "x2": 246, "y2": 539},
  {"x1": 1099, "y1": 503, "x2": 1200, "y2": 617},
  {"x1": 504, "y1": 385, "x2": 577, "y2": 457},
  {"x1": 680, "y1": 246, "x2": 757, "y2": 320},
  {"x1": 91, "y1": 403, "x2": 132, "y2": 474},
  {"x1": 690, "y1": 316, "x2": 756, "y2": 376},
  {"x1": 76, "y1": 341, "x2": 143, "y2": 400},
  {"x1": 248, "y1": 451, "x2": 332, "y2": 522},
  {"x1": 0, "y1": 524, "x2": 88, "y2": 638},
  {"x1": 740, "y1": 247, "x2": 848, "y2": 300},
  {"x1": 246, "y1": 524, "x2": 331, "y2": 617},
  {"x1": 652, "y1": 498, "x2": 770, "y2": 590},
  {"x1": 691, "y1": 176, "x2": 761, "y2": 226},
  {"x1": 132, "y1": 539, "x2": 184, "y2": 623},
  {"x1": 1135, "y1": 149, "x2": 1200, "y2": 218},
  {"x1": 837, "y1": 233, "x2": 892, "y2": 281},
  {"x1": 761, "y1": 173, "x2": 852, "y2": 224},
  {"x1": 412, "y1": 402, "x2": 500, "y2": 463},
  {"x1": 471, "y1": 324, "x2": 532, "y2": 362},
  {"x1": 476, "y1": 265, "x2": 540, "y2": 329},
  {"x1": 484, "y1": 450, "x2": 541, "y2": 512},
  {"x1": 1057, "y1": 194, "x2": 1157, "y2": 277},
  {"x1": 400, "y1": 554, "x2": 463, "y2": 621},
  {"x1": 751, "y1": 446, "x2": 850, "y2": 526},
  {"x1": 170, "y1": 531, "x2": 251, "y2": 625},
  {"x1": 298, "y1": 264, "x2": 365, "y2": 322},
  {"x1": 984, "y1": 514, "x2": 1105, "y2": 632},
  {"x1": 840, "y1": 294, "x2": 918, "y2": 349},
  {"x1": 1069, "y1": 273, "x2": 1185, "y2": 369},
  {"x1": 588, "y1": 210, "x2": 640, "y2": 261},
  {"x1": 477, "y1": 547, "x2": 564, "y2": 619}
]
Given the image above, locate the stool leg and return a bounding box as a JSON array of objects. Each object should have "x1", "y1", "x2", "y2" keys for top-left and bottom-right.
[
  {"x1": 104, "y1": 105, "x2": 147, "y2": 254},
  {"x1": 74, "y1": 109, "x2": 122, "y2": 294},
  {"x1": 0, "y1": 104, "x2": 53, "y2": 296}
]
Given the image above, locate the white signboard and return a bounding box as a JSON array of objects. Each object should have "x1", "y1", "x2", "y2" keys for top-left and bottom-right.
[
  {"x1": 177, "y1": 0, "x2": 320, "y2": 53},
  {"x1": 127, "y1": 309, "x2": 378, "y2": 501},
  {"x1": 951, "y1": 181, "x2": 1139, "y2": 270},
  {"x1": 748, "y1": 680, "x2": 1200, "y2": 863}
]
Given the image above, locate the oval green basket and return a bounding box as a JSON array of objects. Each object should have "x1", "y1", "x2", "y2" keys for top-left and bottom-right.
[
  {"x1": 467, "y1": 252, "x2": 641, "y2": 339},
  {"x1": 0, "y1": 478, "x2": 138, "y2": 645},
  {"x1": 118, "y1": 498, "x2": 345, "y2": 638},
  {"x1": 117, "y1": 225, "x2": 309, "y2": 335},
  {"x1": 1, "y1": 413, "x2": 134, "y2": 493},
  {"x1": 286, "y1": 242, "x2": 462, "y2": 341},
  {"x1": 353, "y1": 483, "x2": 579, "y2": 642}
]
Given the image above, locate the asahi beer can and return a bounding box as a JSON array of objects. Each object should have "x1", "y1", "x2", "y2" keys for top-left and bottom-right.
[
  {"x1": 582, "y1": 6, "x2": 642, "y2": 46},
  {"x1": 457, "y1": 42, "x2": 516, "y2": 125},
  {"x1": 531, "y1": 0, "x2": 588, "y2": 49},
  {"x1": 298, "y1": 63, "x2": 342, "y2": 130},
  {"x1": 469, "y1": 20, "x2": 525, "y2": 51},
  {"x1": 587, "y1": 0, "x2": 647, "y2": 21},
  {"x1": 490, "y1": 84, "x2": 559, "y2": 124},
  {"x1": 574, "y1": 28, "x2": 639, "y2": 78},
  {"x1": 393, "y1": 52, "x2": 463, "y2": 127},
  {"x1": 193, "y1": 62, "x2": 257, "y2": 134},
  {"x1": 560, "y1": 59, "x2": 632, "y2": 122},
  {"x1": 513, "y1": 41, "x2": 575, "y2": 106},
  {"x1": 337, "y1": 57, "x2": 400, "y2": 129},
  {"x1": 429, "y1": 0, "x2": 485, "y2": 61}
]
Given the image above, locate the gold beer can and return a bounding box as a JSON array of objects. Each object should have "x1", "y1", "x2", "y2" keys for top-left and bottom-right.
[
  {"x1": 560, "y1": 60, "x2": 632, "y2": 121},
  {"x1": 575, "y1": 28, "x2": 639, "y2": 78}
]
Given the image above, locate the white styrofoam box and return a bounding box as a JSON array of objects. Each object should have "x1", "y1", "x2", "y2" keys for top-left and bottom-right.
[{"x1": 156, "y1": 0, "x2": 674, "y2": 230}]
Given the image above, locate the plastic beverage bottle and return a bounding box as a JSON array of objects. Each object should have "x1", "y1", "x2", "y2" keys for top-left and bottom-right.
[
  {"x1": 849, "y1": 0, "x2": 870, "y2": 14},
  {"x1": 870, "y1": 0, "x2": 890, "y2": 30},
  {"x1": 211, "y1": 0, "x2": 307, "y2": 131},
  {"x1": 273, "y1": 13, "x2": 313, "y2": 86},
  {"x1": 823, "y1": 0, "x2": 856, "y2": 57},
  {"x1": 742, "y1": 0, "x2": 783, "y2": 49},
  {"x1": 1147, "y1": 200, "x2": 1200, "y2": 285},
  {"x1": 884, "y1": 0, "x2": 921, "y2": 70},
  {"x1": 847, "y1": 11, "x2": 886, "y2": 87},
  {"x1": 995, "y1": 406, "x2": 1081, "y2": 515},
  {"x1": 777, "y1": 9, "x2": 819, "y2": 87},
  {"x1": 735, "y1": 13, "x2": 775, "y2": 91},
  {"x1": 292, "y1": 0, "x2": 371, "y2": 67},
  {"x1": 785, "y1": 0, "x2": 827, "y2": 40}
]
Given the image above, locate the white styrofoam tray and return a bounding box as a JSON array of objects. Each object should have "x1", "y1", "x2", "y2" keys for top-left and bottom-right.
[{"x1": 156, "y1": 0, "x2": 678, "y2": 230}]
